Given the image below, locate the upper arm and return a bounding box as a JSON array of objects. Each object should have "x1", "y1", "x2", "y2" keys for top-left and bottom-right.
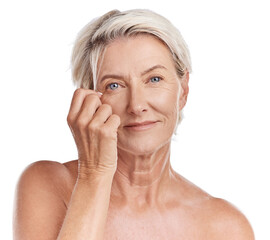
[
  {"x1": 13, "y1": 161, "x2": 70, "y2": 240},
  {"x1": 208, "y1": 198, "x2": 255, "y2": 240}
]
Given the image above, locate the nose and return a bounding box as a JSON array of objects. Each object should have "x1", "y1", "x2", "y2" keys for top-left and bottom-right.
[{"x1": 126, "y1": 85, "x2": 148, "y2": 116}]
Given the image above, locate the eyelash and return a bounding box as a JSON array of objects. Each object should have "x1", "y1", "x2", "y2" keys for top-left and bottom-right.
[
  {"x1": 149, "y1": 76, "x2": 162, "y2": 83},
  {"x1": 105, "y1": 76, "x2": 163, "y2": 91},
  {"x1": 106, "y1": 82, "x2": 119, "y2": 90}
]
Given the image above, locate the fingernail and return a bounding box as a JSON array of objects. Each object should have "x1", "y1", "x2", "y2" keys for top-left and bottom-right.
[{"x1": 97, "y1": 91, "x2": 103, "y2": 96}]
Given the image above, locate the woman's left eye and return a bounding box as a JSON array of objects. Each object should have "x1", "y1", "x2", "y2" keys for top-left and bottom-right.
[{"x1": 150, "y1": 76, "x2": 161, "y2": 83}]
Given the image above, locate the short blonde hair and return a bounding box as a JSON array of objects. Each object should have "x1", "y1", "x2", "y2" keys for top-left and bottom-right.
[{"x1": 71, "y1": 9, "x2": 192, "y2": 123}]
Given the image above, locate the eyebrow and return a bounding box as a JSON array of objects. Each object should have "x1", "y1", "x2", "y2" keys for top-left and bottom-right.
[
  {"x1": 99, "y1": 64, "x2": 167, "y2": 83},
  {"x1": 141, "y1": 64, "x2": 167, "y2": 76}
]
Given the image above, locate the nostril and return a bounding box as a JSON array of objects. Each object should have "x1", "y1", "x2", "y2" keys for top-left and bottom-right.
[
  {"x1": 126, "y1": 89, "x2": 148, "y2": 115},
  {"x1": 127, "y1": 103, "x2": 147, "y2": 115}
]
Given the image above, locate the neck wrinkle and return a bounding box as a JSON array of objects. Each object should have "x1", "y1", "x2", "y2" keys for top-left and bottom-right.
[{"x1": 111, "y1": 143, "x2": 173, "y2": 207}]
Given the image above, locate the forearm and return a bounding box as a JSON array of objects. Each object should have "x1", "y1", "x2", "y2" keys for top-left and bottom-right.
[{"x1": 57, "y1": 173, "x2": 114, "y2": 240}]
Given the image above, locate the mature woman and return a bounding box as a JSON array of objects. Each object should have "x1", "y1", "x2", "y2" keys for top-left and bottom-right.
[{"x1": 13, "y1": 9, "x2": 254, "y2": 240}]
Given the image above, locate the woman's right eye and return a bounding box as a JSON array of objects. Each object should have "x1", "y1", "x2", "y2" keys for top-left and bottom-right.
[{"x1": 106, "y1": 83, "x2": 119, "y2": 90}]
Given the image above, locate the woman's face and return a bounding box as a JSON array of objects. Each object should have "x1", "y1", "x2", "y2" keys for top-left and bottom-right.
[{"x1": 96, "y1": 35, "x2": 186, "y2": 155}]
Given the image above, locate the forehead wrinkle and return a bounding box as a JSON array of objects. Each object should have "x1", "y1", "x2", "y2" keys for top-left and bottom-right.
[
  {"x1": 97, "y1": 36, "x2": 176, "y2": 86},
  {"x1": 140, "y1": 64, "x2": 167, "y2": 76}
]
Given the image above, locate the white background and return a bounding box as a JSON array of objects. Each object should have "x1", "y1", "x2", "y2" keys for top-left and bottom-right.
[{"x1": 1, "y1": 0, "x2": 269, "y2": 239}]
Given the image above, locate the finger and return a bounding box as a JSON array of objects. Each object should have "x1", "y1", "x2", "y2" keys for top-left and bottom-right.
[
  {"x1": 90, "y1": 104, "x2": 112, "y2": 125},
  {"x1": 67, "y1": 88, "x2": 101, "y2": 123},
  {"x1": 105, "y1": 114, "x2": 121, "y2": 129},
  {"x1": 75, "y1": 94, "x2": 102, "y2": 126}
]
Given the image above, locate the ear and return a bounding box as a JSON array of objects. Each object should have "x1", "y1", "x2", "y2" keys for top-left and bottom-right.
[{"x1": 179, "y1": 71, "x2": 189, "y2": 111}]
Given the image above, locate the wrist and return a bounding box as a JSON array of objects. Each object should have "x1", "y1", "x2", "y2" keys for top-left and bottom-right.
[{"x1": 78, "y1": 167, "x2": 116, "y2": 183}]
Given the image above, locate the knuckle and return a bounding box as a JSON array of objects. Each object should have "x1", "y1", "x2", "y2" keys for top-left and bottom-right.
[
  {"x1": 110, "y1": 114, "x2": 121, "y2": 126},
  {"x1": 85, "y1": 93, "x2": 95, "y2": 100},
  {"x1": 66, "y1": 115, "x2": 73, "y2": 125},
  {"x1": 101, "y1": 104, "x2": 112, "y2": 113},
  {"x1": 74, "y1": 88, "x2": 97, "y2": 99},
  {"x1": 75, "y1": 117, "x2": 88, "y2": 129},
  {"x1": 85, "y1": 94, "x2": 101, "y2": 104},
  {"x1": 100, "y1": 126, "x2": 111, "y2": 138},
  {"x1": 74, "y1": 88, "x2": 85, "y2": 97},
  {"x1": 101, "y1": 103, "x2": 111, "y2": 109},
  {"x1": 112, "y1": 114, "x2": 120, "y2": 122},
  {"x1": 88, "y1": 121, "x2": 99, "y2": 132}
]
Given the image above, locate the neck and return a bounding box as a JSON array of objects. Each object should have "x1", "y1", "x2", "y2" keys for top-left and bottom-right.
[{"x1": 111, "y1": 142, "x2": 175, "y2": 209}]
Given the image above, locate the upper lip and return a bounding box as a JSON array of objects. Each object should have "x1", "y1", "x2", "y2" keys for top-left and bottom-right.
[{"x1": 124, "y1": 121, "x2": 158, "y2": 127}]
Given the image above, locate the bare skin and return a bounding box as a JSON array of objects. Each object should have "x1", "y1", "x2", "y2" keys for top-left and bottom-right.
[{"x1": 13, "y1": 35, "x2": 255, "y2": 239}]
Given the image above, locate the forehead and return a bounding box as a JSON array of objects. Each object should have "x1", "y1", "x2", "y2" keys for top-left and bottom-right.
[{"x1": 98, "y1": 34, "x2": 176, "y2": 76}]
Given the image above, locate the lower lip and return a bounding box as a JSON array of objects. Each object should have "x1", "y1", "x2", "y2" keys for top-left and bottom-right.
[{"x1": 124, "y1": 122, "x2": 158, "y2": 131}]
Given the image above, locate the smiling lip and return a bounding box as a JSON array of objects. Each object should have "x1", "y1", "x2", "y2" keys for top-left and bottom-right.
[{"x1": 124, "y1": 121, "x2": 159, "y2": 131}]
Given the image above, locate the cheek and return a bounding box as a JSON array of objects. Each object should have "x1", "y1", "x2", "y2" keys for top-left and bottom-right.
[{"x1": 150, "y1": 89, "x2": 179, "y2": 119}]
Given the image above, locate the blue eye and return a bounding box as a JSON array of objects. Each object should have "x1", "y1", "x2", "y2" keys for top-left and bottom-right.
[
  {"x1": 150, "y1": 77, "x2": 161, "y2": 83},
  {"x1": 107, "y1": 83, "x2": 119, "y2": 90}
]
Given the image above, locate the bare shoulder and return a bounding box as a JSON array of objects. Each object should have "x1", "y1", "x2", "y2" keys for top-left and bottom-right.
[
  {"x1": 16, "y1": 160, "x2": 78, "y2": 203},
  {"x1": 172, "y1": 172, "x2": 254, "y2": 239},
  {"x1": 13, "y1": 160, "x2": 77, "y2": 240},
  {"x1": 202, "y1": 197, "x2": 255, "y2": 239},
  {"x1": 17, "y1": 160, "x2": 71, "y2": 190},
  {"x1": 20, "y1": 160, "x2": 69, "y2": 176}
]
